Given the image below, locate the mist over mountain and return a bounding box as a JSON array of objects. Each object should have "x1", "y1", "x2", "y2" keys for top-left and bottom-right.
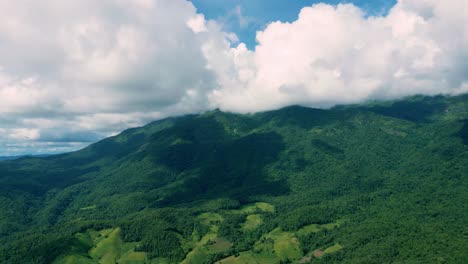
[{"x1": 0, "y1": 94, "x2": 467, "y2": 263}]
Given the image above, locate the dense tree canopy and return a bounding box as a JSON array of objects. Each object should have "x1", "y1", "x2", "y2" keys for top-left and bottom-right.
[{"x1": 0, "y1": 94, "x2": 467, "y2": 263}]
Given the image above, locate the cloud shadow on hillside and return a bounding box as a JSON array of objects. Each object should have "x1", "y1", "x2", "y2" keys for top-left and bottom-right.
[{"x1": 145, "y1": 116, "x2": 289, "y2": 206}]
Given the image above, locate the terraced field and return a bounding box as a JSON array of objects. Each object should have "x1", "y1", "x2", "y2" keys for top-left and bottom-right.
[
  {"x1": 53, "y1": 228, "x2": 145, "y2": 264},
  {"x1": 52, "y1": 202, "x2": 344, "y2": 263}
]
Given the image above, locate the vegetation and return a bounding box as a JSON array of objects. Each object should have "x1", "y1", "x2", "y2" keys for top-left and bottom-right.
[{"x1": 0, "y1": 94, "x2": 467, "y2": 263}]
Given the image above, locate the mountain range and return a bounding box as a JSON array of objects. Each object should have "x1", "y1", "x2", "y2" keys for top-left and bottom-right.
[
  {"x1": 0, "y1": 155, "x2": 52, "y2": 161},
  {"x1": 0, "y1": 94, "x2": 467, "y2": 263}
]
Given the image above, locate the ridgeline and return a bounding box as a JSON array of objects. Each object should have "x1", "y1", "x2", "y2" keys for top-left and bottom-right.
[{"x1": 0, "y1": 94, "x2": 467, "y2": 263}]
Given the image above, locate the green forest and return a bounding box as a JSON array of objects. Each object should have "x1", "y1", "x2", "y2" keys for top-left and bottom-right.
[{"x1": 0, "y1": 94, "x2": 467, "y2": 263}]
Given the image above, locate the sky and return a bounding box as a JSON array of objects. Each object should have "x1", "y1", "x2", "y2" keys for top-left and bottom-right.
[
  {"x1": 191, "y1": 0, "x2": 397, "y2": 48},
  {"x1": 0, "y1": 0, "x2": 467, "y2": 156}
]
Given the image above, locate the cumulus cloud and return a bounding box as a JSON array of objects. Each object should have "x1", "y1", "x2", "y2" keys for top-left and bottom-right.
[
  {"x1": 210, "y1": 0, "x2": 468, "y2": 112},
  {"x1": 0, "y1": 0, "x2": 467, "y2": 155},
  {"x1": 0, "y1": 0, "x2": 233, "y2": 155}
]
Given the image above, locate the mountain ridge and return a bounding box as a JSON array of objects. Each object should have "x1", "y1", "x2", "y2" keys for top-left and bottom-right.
[{"x1": 0, "y1": 94, "x2": 467, "y2": 263}]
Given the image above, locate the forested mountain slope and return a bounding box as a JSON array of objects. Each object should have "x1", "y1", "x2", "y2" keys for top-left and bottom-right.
[{"x1": 0, "y1": 94, "x2": 467, "y2": 263}]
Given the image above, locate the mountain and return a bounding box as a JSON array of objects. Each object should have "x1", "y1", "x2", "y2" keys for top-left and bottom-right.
[
  {"x1": 0, "y1": 155, "x2": 52, "y2": 161},
  {"x1": 0, "y1": 94, "x2": 467, "y2": 264},
  {"x1": 0, "y1": 157, "x2": 18, "y2": 161}
]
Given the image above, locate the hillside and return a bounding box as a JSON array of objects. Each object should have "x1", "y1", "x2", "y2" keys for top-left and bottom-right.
[
  {"x1": 0, "y1": 94, "x2": 467, "y2": 263},
  {"x1": 0, "y1": 157, "x2": 17, "y2": 161},
  {"x1": 0, "y1": 155, "x2": 51, "y2": 161}
]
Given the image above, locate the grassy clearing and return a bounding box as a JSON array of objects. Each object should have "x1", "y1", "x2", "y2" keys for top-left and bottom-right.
[
  {"x1": 297, "y1": 219, "x2": 345, "y2": 236},
  {"x1": 199, "y1": 230, "x2": 218, "y2": 245},
  {"x1": 79, "y1": 205, "x2": 96, "y2": 210},
  {"x1": 312, "y1": 250, "x2": 324, "y2": 258},
  {"x1": 238, "y1": 202, "x2": 275, "y2": 214},
  {"x1": 52, "y1": 255, "x2": 98, "y2": 264},
  {"x1": 119, "y1": 251, "x2": 146, "y2": 264},
  {"x1": 150, "y1": 258, "x2": 170, "y2": 264},
  {"x1": 216, "y1": 252, "x2": 278, "y2": 264},
  {"x1": 274, "y1": 236, "x2": 302, "y2": 261},
  {"x1": 181, "y1": 212, "x2": 232, "y2": 263},
  {"x1": 197, "y1": 212, "x2": 224, "y2": 225},
  {"x1": 320, "y1": 220, "x2": 344, "y2": 230},
  {"x1": 209, "y1": 238, "x2": 232, "y2": 253},
  {"x1": 89, "y1": 228, "x2": 123, "y2": 263},
  {"x1": 54, "y1": 228, "x2": 143, "y2": 264},
  {"x1": 296, "y1": 224, "x2": 320, "y2": 236},
  {"x1": 242, "y1": 214, "x2": 263, "y2": 231},
  {"x1": 309, "y1": 128, "x2": 324, "y2": 134},
  {"x1": 170, "y1": 138, "x2": 192, "y2": 145},
  {"x1": 324, "y1": 243, "x2": 343, "y2": 254},
  {"x1": 254, "y1": 228, "x2": 302, "y2": 262},
  {"x1": 180, "y1": 248, "x2": 209, "y2": 264},
  {"x1": 181, "y1": 234, "x2": 232, "y2": 263},
  {"x1": 54, "y1": 210, "x2": 342, "y2": 264},
  {"x1": 255, "y1": 202, "x2": 275, "y2": 213}
]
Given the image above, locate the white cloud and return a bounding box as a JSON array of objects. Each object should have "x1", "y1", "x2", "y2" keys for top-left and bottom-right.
[
  {"x1": 8, "y1": 129, "x2": 41, "y2": 141},
  {"x1": 187, "y1": 14, "x2": 207, "y2": 33},
  {"x1": 210, "y1": 0, "x2": 468, "y2": 112},
  {"x1": 0, "y1": 0, "x2": 232, "y2": 155},
  {"x1": 0, "y1": 0, "x2": 467, "y2": 155}
]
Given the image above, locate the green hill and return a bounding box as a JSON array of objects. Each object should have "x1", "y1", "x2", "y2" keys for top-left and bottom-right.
[{"x1": 0, "y1": 94, "x2": 467, "y2": 263}]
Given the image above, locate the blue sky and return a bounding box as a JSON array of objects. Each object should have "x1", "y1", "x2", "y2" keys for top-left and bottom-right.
[{"x1": 191, "y1": 0, "x2": 396, "y2": 48}]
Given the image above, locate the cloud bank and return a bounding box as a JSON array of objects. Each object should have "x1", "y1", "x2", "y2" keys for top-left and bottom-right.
[
  {"x1": 0, "y1": 0, "x2": 467, "y2": 155},
  {"x1": 212, "y1": 0, "x2": 468, "y2": 111}
]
